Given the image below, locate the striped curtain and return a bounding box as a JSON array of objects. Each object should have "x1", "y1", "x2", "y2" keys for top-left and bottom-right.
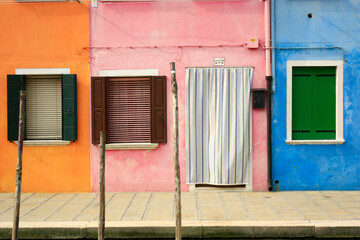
[{"x1": 186, "y1": 68, "x2": 253, "y2": 185}]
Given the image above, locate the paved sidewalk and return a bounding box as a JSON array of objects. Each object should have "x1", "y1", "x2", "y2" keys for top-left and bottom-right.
[{"x1": 0, "y1": 191, "x2": 360, "y2": 238}]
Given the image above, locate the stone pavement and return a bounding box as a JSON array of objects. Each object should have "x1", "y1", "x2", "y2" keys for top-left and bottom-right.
[{"x1": 0, "y1": 191, "x2": 360, "y2": 238}]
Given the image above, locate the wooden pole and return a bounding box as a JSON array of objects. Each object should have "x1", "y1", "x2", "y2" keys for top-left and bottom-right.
[
  {"x1": 98, "y1": 131, "x2": 106, "y2": 240},
  {"x1": 170, "y1": 62, "x2": 182, "y2": 240},
  {"x1": 12, "y1": 91, "x2": 26, "y2": 240}
]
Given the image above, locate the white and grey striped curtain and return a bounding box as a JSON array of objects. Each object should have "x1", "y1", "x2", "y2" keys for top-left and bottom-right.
[{"x1": 186, "y1": 67, "x2": 253, "y2": 185}]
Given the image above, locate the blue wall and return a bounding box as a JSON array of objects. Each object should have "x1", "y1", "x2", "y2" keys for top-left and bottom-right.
[{"x1": 271, "y1": 0, "x2": 360, "y2": 190}]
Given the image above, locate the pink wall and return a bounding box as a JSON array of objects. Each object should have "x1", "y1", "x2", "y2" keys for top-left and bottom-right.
[{"x1": 90, "y1": 0, "x2": 268, "y2": 192}]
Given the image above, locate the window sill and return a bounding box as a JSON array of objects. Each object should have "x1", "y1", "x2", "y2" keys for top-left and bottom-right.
[
  {"x1": 15, "y1": 140, "x2": 71, "y2": 146},
  {"x1": 285, "y1": 139, "x2": 345, "y2": 145},
  {"x1": 102, "y1": 143, "x2": 159, "y2": 150}
]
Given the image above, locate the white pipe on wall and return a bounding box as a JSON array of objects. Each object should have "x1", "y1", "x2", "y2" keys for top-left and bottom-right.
[
  {"x1": 265, "y1": 0, "x2": 272, "y2": 76},
  {"x1": 264, "y1": 0, "x2": 273, "y2": 191}
]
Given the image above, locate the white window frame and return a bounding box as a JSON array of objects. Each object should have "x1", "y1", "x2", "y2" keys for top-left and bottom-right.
[
  {"x1": 286, "y1": 60, "x2": 345, "y2": 145},
  {"x1": 16, "y1": 68, "x2": 70, "y2": 75},
  {"x1": 98, "y1": 69, "x2": 158, "y2": 77},
  {"x1": 14, "y1": 68, "x2": 71, "y2": 146}
]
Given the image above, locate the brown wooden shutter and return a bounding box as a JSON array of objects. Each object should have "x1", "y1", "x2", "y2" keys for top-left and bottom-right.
[
  {"x1": 151, "y1": 76, "x2": 167, "y2": 143},
  {"x1": 91, "y1": 77, "x2": 107, "y2": 144},
  {"x1": 108, "y1": 77, "x2": 151, "y2": 143}
]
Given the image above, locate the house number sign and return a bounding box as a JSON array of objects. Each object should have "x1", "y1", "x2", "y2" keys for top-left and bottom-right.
[{"x1": 214, "y1": 57, "x2": 225, "y2": 66}]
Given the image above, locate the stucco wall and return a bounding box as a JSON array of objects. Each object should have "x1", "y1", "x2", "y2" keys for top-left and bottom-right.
[
  {"x1": 271, "y1": 0, "x2": 360, "y2": 190},
  {"x1": 0, "y1": 2, "x2": 91, "y2": 192},
  {"x1": 90, "y1": 1, "x2": 268, "y2": 192}
]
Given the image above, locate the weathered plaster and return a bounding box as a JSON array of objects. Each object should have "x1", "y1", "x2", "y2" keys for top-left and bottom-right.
[
  {"x1": 271, "y1": 0, "x2": 360, "y2": 190},
  {"x1": 91, "y1": 1, "x2": 268, "y2": 191},
  {"x1": 0, "y1": 2, "x2": 91, "y2": 192}
]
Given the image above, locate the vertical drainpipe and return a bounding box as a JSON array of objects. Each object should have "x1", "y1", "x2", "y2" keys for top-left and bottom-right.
[{"x1": 265, "y1": 0, "x2": 273, "y2": 191}]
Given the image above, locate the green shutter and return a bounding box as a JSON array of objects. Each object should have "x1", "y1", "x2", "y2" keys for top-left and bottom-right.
[
  {"x1": 312, "y1": 67, "x2": 336, "y2": 140},
  {"x1": 7, "y1": 75, "x2": 25, "y2": 141},
  {"x1": 292, "y1": 70, "x2": 312, "y2": 140},
  {"x1": 292, "y1": 67, "x2": 336, "y2": 140},
  {"x1": 62, "y1": 74, "x2": 77, "y2": 141}
]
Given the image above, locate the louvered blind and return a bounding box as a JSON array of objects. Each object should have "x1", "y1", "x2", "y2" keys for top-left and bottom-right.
[
  {"x1": 25, "y1": 75, "x2": 62, "y2": 140},
  {"x1": 108, "y1": 78, "x2": 151, "y2": 143}
]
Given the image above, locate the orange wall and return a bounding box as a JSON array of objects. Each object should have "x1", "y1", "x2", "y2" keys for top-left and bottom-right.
[{"x1": 0, "y1": 2, "x2": 91, "y2": 192}]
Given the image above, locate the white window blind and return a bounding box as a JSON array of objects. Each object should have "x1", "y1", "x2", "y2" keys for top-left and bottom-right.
[{"x1": 25, "y1": 75, "x2": 62, "y2": 140}]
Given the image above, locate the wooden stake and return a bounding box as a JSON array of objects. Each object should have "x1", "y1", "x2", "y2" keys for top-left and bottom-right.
[
  {"x1": 98, "y1": 131, "x2": 106, "y2": 240},
  {"x1": 170, "y1": 62, "x2": 182, "y2": 240},
  {"x1": 12, "y1": 91, "x2": 26, "y2": 240}
]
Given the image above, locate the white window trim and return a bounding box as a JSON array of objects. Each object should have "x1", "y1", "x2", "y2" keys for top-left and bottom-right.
[
  {"x1": 15, "y1": 140, "x2": 71, "y2": 146},
  {"x1": 99, "y1": 69, "x2": 158, "y2": 77},
  {"x1": 97, "y1": 68, "x2": 160, "y2": 150},
  {"x1": 99, "y1": 143, "x2": 158, "y2": 150},
  {"x1": 286, "y1": 60, "x2": 344, "y2": 145},
  {"x1": 15, "y1": 68, "x2": 70, "y2": 75},
  {"x1": 15, "y1": 68, "x2": 71, "y2": 146}
]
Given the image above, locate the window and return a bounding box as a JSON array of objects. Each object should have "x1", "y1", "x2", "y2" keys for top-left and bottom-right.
[
  {"x1": 91, "y1": 76, "x2": 167, "y2": 145},
  {"x1": 7, "y1": 74, "x2": 77, "y2": 142},
  {"x1": 25, "y1": 75, "x2": 62, "y2": 140},
  {"x1": 286, "y1": 61, "x2": 344, "y2": 144}
]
